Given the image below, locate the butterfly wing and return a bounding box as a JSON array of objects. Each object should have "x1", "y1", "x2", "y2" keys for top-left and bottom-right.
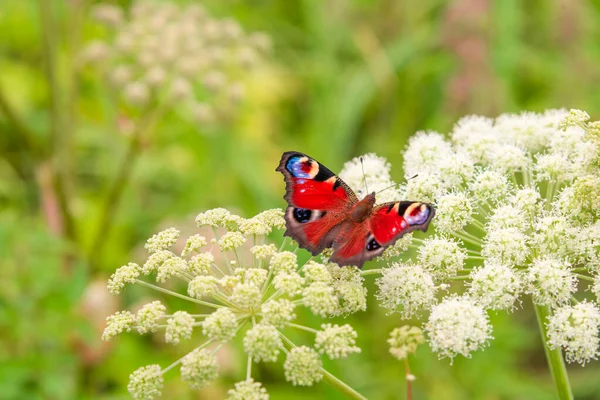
[
  {"x1": 370, "y1": 201, "x2": 435, "y2": 245},
  {"x1": 330, "y1": 201, "x2": 435, "y2": 268},
  {"x1": 276, "y1": 151, "x2": 358, "y2": 255}
]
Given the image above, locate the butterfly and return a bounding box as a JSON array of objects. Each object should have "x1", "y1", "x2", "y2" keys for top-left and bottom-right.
[{"x1": 276, "y1": 151, "x2": 435, "y2": 268}]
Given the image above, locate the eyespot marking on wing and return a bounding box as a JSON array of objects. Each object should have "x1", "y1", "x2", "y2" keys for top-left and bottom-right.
[
  {"x1": 403, "y1": 203, "x2": 430, "y2": 225},
  {"x1": 286, "y1": 156, "x2": 318, "y2": 179},
  {"x1": 366, "y1": 237, "x2": 381, "y2": 251},
  {"x1": 293, "y1": 208, "x2": 312, "y2": 223}
]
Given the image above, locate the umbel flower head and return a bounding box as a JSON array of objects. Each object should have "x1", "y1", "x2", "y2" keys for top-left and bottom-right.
[
  {"x1": 105, "y1": 109, "x2": 600, "y2": 399},
  {"x1": 104, "y1": 208, "x2": 365, "y2": 399},
  {"x1": 82, "y1": 1, "x2": 271, "y2": 126},
  {"x1": 375, "y1": 109, "x2": 600, "y2": 364}
]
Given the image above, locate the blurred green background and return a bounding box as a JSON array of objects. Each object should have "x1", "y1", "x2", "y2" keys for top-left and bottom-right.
[{"x1": 2, "y1": 0, "x2": 600, "y2": 399}]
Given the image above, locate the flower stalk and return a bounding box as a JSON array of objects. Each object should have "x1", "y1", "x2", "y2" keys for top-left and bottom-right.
[{"x1": 534, "y1": 303, "x2": 573, "y2": 400}]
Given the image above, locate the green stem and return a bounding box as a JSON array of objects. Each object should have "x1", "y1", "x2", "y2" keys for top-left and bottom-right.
[
  {"x1": 470, "y1": 217, "x2": 487, "y2": 232},
  {"x1": 575, "y1": 274, "x2": 594, "y2": 283},
  {"x1": 533, "y1": 303, "x2": 573, "y2": 400},
  {"x1": 135, "y1": 279, "x2": 222, "y2": 309},
  {"x1": 88, "y1": 109, "x2": 160, "y2": 268},
  {"x1": 246, "y1": 355, "x2": 252, "y2": 381},
  {"x1": 287, "y1": 322, "x2": 319, "y2": 334},
  {"x1": 0, "y1": 84, "x2": 42, "y2": 157},
  {"x1": 361, "y1": 268, "x2": 382, "y2": 276},
  {"x1": 320, "y1": 368, "x2": 368, "y2": 400},
  {"x1": 39, "y1": 0, "x2": 77, "y2": 243},
  {"x1": 161, "y1": 340, "x2": 212, "y2": 374},
  {"x1": 278, "y1": 331, "x2": 367, "y2": 400},
  {"x1": 451, "y1": 230, "x2": 482, "y2": 247}
]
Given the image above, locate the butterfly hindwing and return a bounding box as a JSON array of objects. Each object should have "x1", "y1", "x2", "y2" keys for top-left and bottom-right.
[{"x1": 276, "y1": 152, "x2": 357, "y2": 255}]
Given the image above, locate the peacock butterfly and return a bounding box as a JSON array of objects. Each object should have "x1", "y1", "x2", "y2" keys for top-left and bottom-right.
[{"x1": 276, "y1": 151, "x2": 435, "y2": 268}]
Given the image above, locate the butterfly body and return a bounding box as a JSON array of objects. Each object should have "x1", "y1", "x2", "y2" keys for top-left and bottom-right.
[{"x1": 277, "y1": 151, "x2": 435, "y2": 268}]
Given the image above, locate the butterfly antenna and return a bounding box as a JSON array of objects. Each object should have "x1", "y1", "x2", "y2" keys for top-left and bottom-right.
[
  {"x1": 375, "y1": 183, "x2": 396, "y2": 195},
  {"x1": 406, "y1": 173, "x2": 418, "y2": 181},
  {"x1": 360, "y1": 157, "x2": 370, "y2": 193}
]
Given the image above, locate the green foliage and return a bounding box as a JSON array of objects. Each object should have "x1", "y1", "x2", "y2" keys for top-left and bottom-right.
[{"x1": 2, "y1": 0, "x2": 600, "y2": 399}]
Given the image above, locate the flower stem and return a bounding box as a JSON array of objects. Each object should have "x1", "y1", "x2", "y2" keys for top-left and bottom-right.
[
  {"x1": 320, "y1": 368, "x2": 368, "y2": 400},
  {"x1": 246, "y1": 355, "x2": 252, "y2": 380},
  {"x1": 278, "y1": 332, "x2": 367, "y2": 400},
  {"x1": 135, "y1": 279, "x2": 222, "y2": 309},
  {"x1": 533, "y1": 303, "x2": 573, "y2": 400},
  {"x1": 404, "y1": 358, "x2": 413, "y2": 400},
  {"x1": 287, "y1": 323, "x2": 319, "y2": 334},
  {"x1": 452, "y1": 231, "x2": 482, "y2": 247},
  {"x1": 575, "y1": 274, "x2": 594, "y2": 283},
  {"x1": 88, "y1": 108, "x2": 162, "y2": 269},
  {"x1": 361, "y1": 268, "x2": 382, "y2": 276}
]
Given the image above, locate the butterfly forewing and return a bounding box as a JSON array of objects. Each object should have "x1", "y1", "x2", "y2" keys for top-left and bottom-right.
[
  {"x1": 370, "y1": 201, "x2": 436, "y2": 245},
  {"x1": 276, "y1": 152, "x2": 357, "y2": 255}
]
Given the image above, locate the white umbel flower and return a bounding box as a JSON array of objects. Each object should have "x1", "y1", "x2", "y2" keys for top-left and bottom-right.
[
  {"x1": 261, "y1": 299, "x2": 296, "y2": 328},
  {"x1": 486, "y1": 205, "x2": 528, "y2": 232},
  {"x1": 387, "y1": 326, "x2": 425, "y2": 360},
  {"x1": 196, "y1": 208, "x2": 232, "y2": 227},
  {"x1": 482, "y1": 228, "x2": 529, "y2": 265},
  {"x1": 269, "y1": 251, "x2": 298, "y2": 274},
  {"x1": 509, "y1": 187, "x2": 541, "y2": 218},
  {"x1": 218, "y1": 231, "x2": 247, "y2": 251},
  {"x1": 403, "y1": 130, "x2": 453, "y2": 177},
  {"x1": 227, "y1": 379, "x2": 269, "y2": 400},
  {"x1": 136, "y1": 301, "x2": 167, "y2": 334},
  {"x1": 181, "y1": 234, "x2": 207, "y2": 257},
  {"x1": 425, "y1": 296, "x2": 493, "y2": 359},
  {"x1": 302, "y1": 282, "x2": 339, "y2": 317},
  {"x1": 243, "y1": 324, "x2": 282, "y2": 362},
  {"x1": 128, "y1": 364, "x2": 163, "y2": 400},
  {"x1": 165, "y1": 311, "x2": 194, "y2": 344},
  {"x1": 180, "y1": 348, "x2": 219, "y2": 389},
  {"x1": 145, "y1": 228, "x2": 180, "y2": 253},
  {"x1": 188, "y1": 276, "x2": 219, "y2": 298},
  {"x1": 547, "y1": 301, "x2": 600, "y2": 365},
  {"x1": 488, "y1": 144, "x2": 530, "y2": 173},
  {"x1": 470, "y1": 169, "x2": 510, "y2": 205},
  {"x1": 314, "y1": 324, "x2": 361, "y2": 360},
  {"x1": 418, "y1": 237, "x2": 467, "y2": 279},
  {"x1": 376, "y1": 263, "x2": 436, "y2": 318},
  {"x1": 434, "y1": 192, "x2": 474, "y2": 233},
  {"x1": 468, "y1": 263, "x2": 522, "y2": 310},
  {"x1": 202, "y1": 308, "x2": 238, "y2": 342},
  {"x1": 108, "y1": 263, "x2": 140, "y2": 294},
  {"x1": 230, "y1": 283, "x2": 262, "y2": 310},
  {"x1": 526, "y1": 257, "x2": 577, "y2": 306},
  {"x1": 283, "y1": 346, "x2": 323, "y2": 386},
  {"x1": 339, "y1": 153, "x2": 398, "y2": 201},
  {"x1": 102, "y1": 311, "x2": 136, "y2": 341}
]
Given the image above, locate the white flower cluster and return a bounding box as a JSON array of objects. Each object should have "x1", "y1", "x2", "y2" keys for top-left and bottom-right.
[
  {"x1": 106, "y1": 109, "x2": 600, "y2": 398},
  {"x1": 375, "y1": 109, "x2": 600, "y2": 364},
  {"x1": 82, "y1": 1, "x2": 271, "y2": 125},
  {"x1": 105, "y1": 208, "x2": 365, "y2": 399},
  {"x1": 339, "y1": 153, "x2": 401, "y2": 203}
]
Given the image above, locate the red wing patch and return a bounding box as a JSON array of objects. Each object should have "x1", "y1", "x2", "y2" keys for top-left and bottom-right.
[
  {"x1": 290, "y1": 177, "x2": 349, "y2": 210},
  {"x1": 371, "y1": 201, "x2": 435, "y2": 245}
]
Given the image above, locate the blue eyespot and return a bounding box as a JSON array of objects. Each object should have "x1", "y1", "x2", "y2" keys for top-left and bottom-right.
[
  {"x1": 286, "y1": 156, "x2": 312, "y2": 178},
  {"x1": 405, "y1": 206, "x2": 430, "y2": 225}
]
